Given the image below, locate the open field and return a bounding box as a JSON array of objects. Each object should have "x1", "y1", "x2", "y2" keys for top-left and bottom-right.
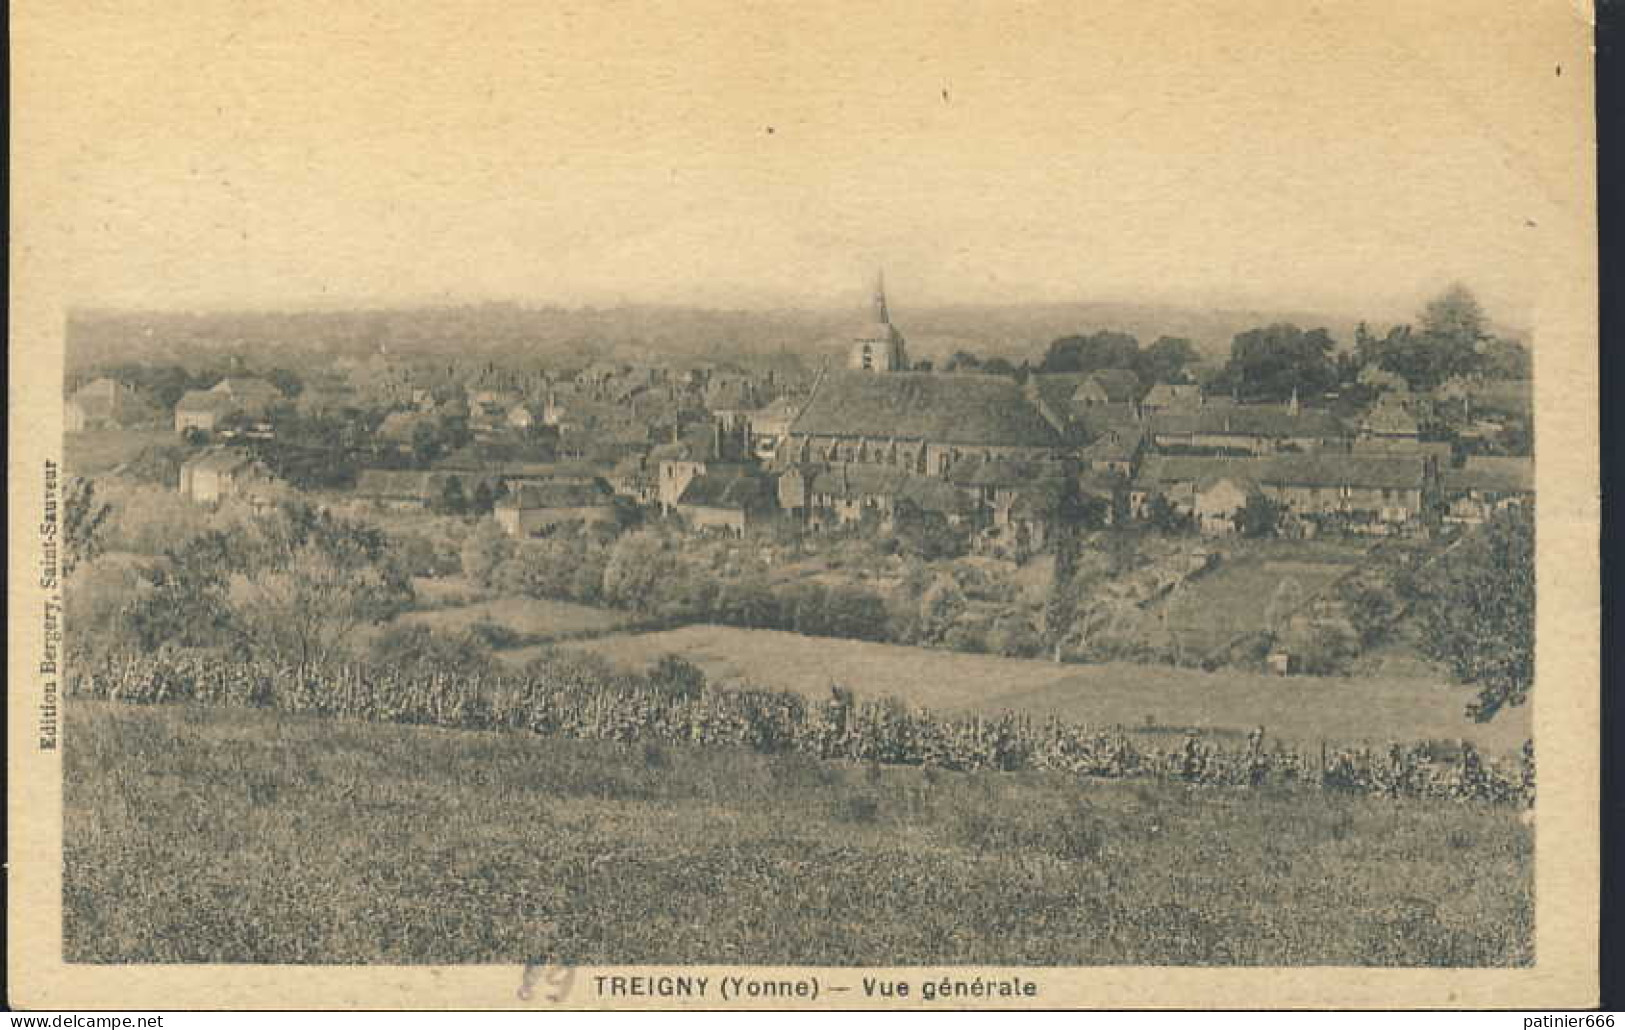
[
  {"x1": 398, "y1": 595, "x2": 634, "y2": 641},
  {"x1": 1148, "y1": 552, "x2": 1355, "y2": 658},
  {"x1": 64, "y1": 699, "x2": 1532, "y2": 966},
  {"x1": 554, "y1": 625, "x2": 1529, "y2": 752},
  {"x1": 63, "y1": 428, "x2": 178, "y2": 477}
]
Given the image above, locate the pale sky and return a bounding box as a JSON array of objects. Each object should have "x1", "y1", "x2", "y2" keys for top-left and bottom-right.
[{"x1": 12, "y1": 0, "x2": 1594, "y2": 323}]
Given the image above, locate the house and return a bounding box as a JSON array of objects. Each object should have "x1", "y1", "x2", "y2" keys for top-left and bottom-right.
[
  {"x1": 1190, "y1": 475, "x2": 1257, "y2": 535},
  {"x1": 1132, "y1": 453, "x2": 1434, "y2": 530},
  {"x1": 494, "y1": 481, "x2": 618, "y2": 536},
  {"x1": 173, "y1": 390, "x2": 241, "y2": 435},
  {"x1": 178, "y1": 449, "x2": 281, "y2": 506},
  {"x1": 802, "y1": 464, "x2": 975, "y2": 529},
  {"x1": 505, "y1": 401, "x2": 549, "y2": 432},
  {"x1": 606, "y1": 454, "x2": 659, "y2": 505},
  {"x1": 1360, "y1": 405, "x2": 1421, "y2": 442},
  {"x1": 1129, "y1": 456, "x2": 1261, "y2": 534},
  {"x1": 1442, "y1": 456, "x2": 1533, "y2": 524},
  {"x1": 1147, "y1": 405, "x2": 1347, "y2": 455},
  {"x1": 744, "y1": 395, "x2": 806, "y2": 458},
  {"x1": 1080, "y1": 425, "x2": 1145, "y2": 476},
  {"x1": 1258, "y1": 453, "x2": 1435, "y2": 526},
  {"x1": 173, "y1": 377, "x2": 286, "y2": 435},
  {"x1": 209, "y1": 377, "x2": 284, "y2": 414},
  {"x1": 1071, "y1": 369, "x2": 1143, "y2": 408},
  {"x1": 353, "y1": 469, "x2": 498, "y2": 510},
  {"x1": 66, "y1": 378, "x2": 153, "y2": 431},
  {"x1": 674, "y1": 470, "x2": 775, "y2": 535},
  {"x1": 1141, "y1": 382, "x2": 1204, "y2": 414}
]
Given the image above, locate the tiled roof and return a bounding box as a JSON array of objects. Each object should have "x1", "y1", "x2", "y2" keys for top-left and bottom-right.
[
  {"x1": 1135, "y1": 453, "x2": 1428, "y2": 491},
  {"x1": 183, "y1": 449, "x2": 262, "y2": 474},
  {"x1": 501, "y1": 481, "x2": 614, "y2": 510},
  {"x1": 1078, "y1": 369, "x2": 1143, "y2": 403},
  {"x1": 1149, "y1": 405, "x2": 1346, "y2": 439},
  {"x1": 1443, "y1": 456, "x2": 1533, "y2": 494},
  {"x1": 789, "y1": 372, "x2": 1064, "y2": 448},
  {"x1": 677, "y1": 472, "x2": 771, "y2": 510},
  {"x1": 175, "y1": 390, "x2": 239, "y2": 413}
]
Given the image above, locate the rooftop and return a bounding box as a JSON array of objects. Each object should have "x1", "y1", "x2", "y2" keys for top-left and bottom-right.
[{"x1": 789, "y1": 372, "x2": 1064, "y2": 448}]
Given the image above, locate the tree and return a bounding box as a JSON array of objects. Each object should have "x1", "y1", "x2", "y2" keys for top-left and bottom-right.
[
  {"x1": 264, "y1": 368, "x2": 305, "y2": 398},
  {"x1": 1419, "y1": 283, "x2": 1487, "y2": 345},
  {"x1": 62, "y1": 477, "x2": 113, "y2": 577},
  {"x1": 1412, "y1": 505, "x2": 1533, "y2": 721},
  {"x1": 1479, "y1": 337, "x2": 1532, "y2": 380},
  {"x1": 438, "y1": 475, "x2": 468, "y2": 515},
  {"x1": 411, "y1": 419, "x2": 445, "y2": 466},
  {"x1": 1233, "y1": 492, "x2": 1283, "y2": 538},
  {"x1": 1134, "y1": 336, "x2": 1200, "y2": 385},
  {"x1": 1263, "y1": 575, "x2": 1307, "y2": 636},
  {"x1": 460, "y1": 520, "x2": 514, "y2": 588},
  {"x1": 1039, "y1": 331, "x2": 1140, "y2": 375},
  {"x1": 1215, "y1": 324, "x2": 1337, "y2": 402}
]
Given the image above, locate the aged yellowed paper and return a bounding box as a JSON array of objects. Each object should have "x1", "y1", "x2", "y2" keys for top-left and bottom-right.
[{"x1": 9, "y1": 0, "x2": 1597, "y2": 1009}]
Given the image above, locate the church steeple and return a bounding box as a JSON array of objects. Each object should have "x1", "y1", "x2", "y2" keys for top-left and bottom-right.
[
  {"x1": 871, "y1": 269, "x2": 890, "y2": 324},
  {"x1": 849, "y1": 269, "x2": 909, "y2": 372}
]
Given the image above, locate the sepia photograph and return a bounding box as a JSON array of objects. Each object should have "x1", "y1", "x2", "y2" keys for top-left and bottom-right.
[{"x1": 8, "y1": 0, "x2": 1598, "y2": 1010}]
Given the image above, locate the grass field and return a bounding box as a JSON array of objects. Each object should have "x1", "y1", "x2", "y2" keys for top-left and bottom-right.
[
  {"x1": 63, "y1": 428, "x2": 177, "y2": 477},
  {"x1": 398, "y1": 596, "x2": 633, "y2": 642},
  {"x1": 64, "y1": 700, "x2": 1532, "y2": 966},
  {"x1": 555, "y1": 625, "x2": 1529, "y2": 752},
  {"x1": 1148, "y1": 553, "x2": 1353, "y2": 658}
]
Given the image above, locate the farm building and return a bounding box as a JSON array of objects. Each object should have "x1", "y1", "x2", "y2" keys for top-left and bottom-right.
[
  {"x1": 1148, "y1": 405, "x2": 1347, "y2": 455},
  {"x1": 494, "y1": 481, "x2": 618, "y2": 536},
  {"x1": 178, "y1": 449, "x2": 282, "y2": 506},
  {"x1": 673, "y1": 470, "x2": 776, "y2": 535},
  {"x1": 1132, "y1": 453, "x2": 1437, "y2": 530},
  {"x1": 353, "y1": 469, "x2": 500, "y2": 511},
  {"x1": 1140, "y1": 382, "x2": 1204, "y2": 414},
  {"x1": 67, "y1": 378, "x2": 154, "y2": 432},
  {"x1": 173, "y1": 390, "x2": 241, "y2": 435},
  {"x1": 1441, "y1": 456, "x2": 1534, "y2": 524}
]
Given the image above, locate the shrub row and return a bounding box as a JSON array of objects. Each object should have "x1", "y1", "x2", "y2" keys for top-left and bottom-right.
[{"x1": 70, "y1": 649, "x2": 1532, "y2": 806}]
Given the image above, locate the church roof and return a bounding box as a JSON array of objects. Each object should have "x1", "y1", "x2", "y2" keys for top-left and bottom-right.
[{"x1": 789, "y1": 372, "x2": 1064, "y2": 448}]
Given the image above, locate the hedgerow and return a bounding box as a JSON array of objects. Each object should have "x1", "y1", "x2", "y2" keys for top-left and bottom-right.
[{"x1": 70, "y1": 649, "x2": 1532, "y2": 806}]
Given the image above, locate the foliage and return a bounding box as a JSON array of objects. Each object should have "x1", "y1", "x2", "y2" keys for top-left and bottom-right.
[
  {"x1": 1340, "y1": 579, "x2": 1401, "y2": 647},
  {"x1": 1233, "y1": 492, "x2": 1283, "y2": 538},
  {"x1": 1039, "y1": 331, "x2": 1141, "y2": 376},
  {"x1": 222, "y1": 504, "x2": 415, "y2": 666},
  {"x1": 1412, "y1": 507, "x2": 1534, "y2": 721},
  {"x1": 1290, "y1": 623, "x2": 1360, "y2": 676},
  {"x1": 70, "y1": 649, "x2": 1535, "y2": 809},
  {"x1": 63, "y1": 477, "x2": 114, "y2": 578},
  {"x1": 1213, "y1": 323, "x2": 1337, "y2": 402},
  {"x1": 1133, "y1": 336, "x2": 1200, "y2": 385},
  {"x1": 891, "y1": 501, "x2": 971, "y2": 561},
  {"x1": 459, "y1": 520, "x2": 514, "y2": 588}
]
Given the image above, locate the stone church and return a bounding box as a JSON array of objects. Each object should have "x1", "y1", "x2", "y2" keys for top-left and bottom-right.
[
  {"x1": 847, "y1": 272, "x2": 910, "y2": 372},
  {"x1": 774, "y1": 274, "x2": 1075, "y2": 536}
]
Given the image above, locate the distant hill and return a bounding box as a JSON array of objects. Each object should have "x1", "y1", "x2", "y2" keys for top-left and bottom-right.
[{"x1": 65, "y1": 300, "x2": 1395, "y2": 373}]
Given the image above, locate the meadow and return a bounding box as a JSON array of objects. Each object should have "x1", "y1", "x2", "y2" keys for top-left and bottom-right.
[
  {"x1": 63, "y1": 428, "x2": 177, "y2": 477},
  {"x1": 64, "y1": 699, "x2": 1532, "y2": 966},
  {"x1": 398, "y1": 596, "x2": 634, "y2": 642},
  {"x1": 554, "y1": 624, "x2": 1529, "y2": 752}
]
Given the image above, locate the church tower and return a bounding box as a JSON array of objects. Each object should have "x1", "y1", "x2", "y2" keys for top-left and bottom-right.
[{"x1": 848, "y1": 270, "x2": 909, "y2": 372}]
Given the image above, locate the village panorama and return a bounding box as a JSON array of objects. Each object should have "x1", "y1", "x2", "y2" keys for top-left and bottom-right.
[{"x1": 61, "y1": 274, "x2": 1535, "y2": 967}]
